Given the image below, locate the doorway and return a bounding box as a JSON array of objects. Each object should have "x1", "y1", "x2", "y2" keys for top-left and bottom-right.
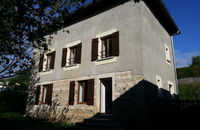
[{"x1": 100, "y1": 78, "x2": 112, "y2": 114}]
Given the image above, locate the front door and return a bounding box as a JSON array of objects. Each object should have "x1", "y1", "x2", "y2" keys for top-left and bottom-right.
[{"x1": 100, "y1": 78, "x2": 112, "y2": 114}]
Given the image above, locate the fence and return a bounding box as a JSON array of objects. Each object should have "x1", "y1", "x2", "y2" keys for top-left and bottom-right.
[{"x1": 159, "y1": 100, "x2": 200, "y2": 112}]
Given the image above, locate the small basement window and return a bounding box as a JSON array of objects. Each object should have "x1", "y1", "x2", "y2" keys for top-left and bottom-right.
[
  {"x1": 165, "y1": 44, "x2": 171, "y2": 65},
  {"x1": 156, "y1": 75, "x2": 162, "y2": 88},
  {"x1": 168, "y1": 81, "x2": 175, "y2": 95}
]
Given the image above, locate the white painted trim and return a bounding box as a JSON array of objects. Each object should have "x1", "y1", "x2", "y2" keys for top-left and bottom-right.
[
  {"x1": 95, "y1": 57, "x2": 117, "y2": 65},
  {"x1": 64, "y1": 40, "x2": 81, "y2": 48},
  {"x1": 100, "y1": 82, "x2": 106, "y2": 113},
  {"x1": 98, "y1": 38, "x2": 102, "y2": 59},
  {"x1": 63, "y1": 64, "x2": 80, "y2": 71},
  {"x1": 96, "y1": 29, "x2": 117, "y2": 38}
]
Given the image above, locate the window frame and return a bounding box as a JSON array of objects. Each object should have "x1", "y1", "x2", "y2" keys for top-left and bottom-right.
[
  {"x1": 41, "y1": 86, "x2": 48, "y2": 104},
  {"x1": 46, "y1": 53, "x2": 52, "y2": 70},
  {"x1": 41, "y1": 84, "x2": 53, "y2": 105},
  {"x1": 100, "y1": 35, "x2": 113, "y2": 58},
  {"x1": 77, "y1": 80, "x2": 88, "y2": 104},
  {"x1": 69, "y1": 45, "x2": 77, "y2": 65}
]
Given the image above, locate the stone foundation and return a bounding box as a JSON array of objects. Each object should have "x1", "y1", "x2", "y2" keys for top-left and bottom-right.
[{"x1": 27, "y1": 71, "x2": 144, "y2": 123}]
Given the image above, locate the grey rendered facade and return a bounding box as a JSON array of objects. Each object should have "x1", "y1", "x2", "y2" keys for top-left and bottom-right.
[{"x1": 28, "y1": 0, "x2": 180, "y2": 123}]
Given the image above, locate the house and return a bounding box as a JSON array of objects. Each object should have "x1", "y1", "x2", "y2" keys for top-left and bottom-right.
[{"x1": 27, "y1": 0, "x2": 180, "y2": 126}]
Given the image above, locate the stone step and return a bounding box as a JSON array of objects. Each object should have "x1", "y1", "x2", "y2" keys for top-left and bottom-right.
[
  {"x1": 93, "y1": 113, "x2": 112, "y2": 119},
  {"x1": 71, "y1": 126, "x2": 104, "y2": 130},
  {"x1": 76, "y1": 122, "x2": 117, "y2": 129},
  {"x1": 84, "y1": 118, "x2": 113, "y2": 124}
]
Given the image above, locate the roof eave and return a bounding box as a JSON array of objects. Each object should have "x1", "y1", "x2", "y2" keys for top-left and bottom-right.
[{"x1": 143, "y1": 0, "x2": 180, "y2": 36}]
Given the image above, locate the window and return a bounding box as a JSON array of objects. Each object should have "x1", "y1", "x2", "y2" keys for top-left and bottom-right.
[
  {"x1": 61, "y1": 43, "x2": 82, "y2": 67},
  {"x1": 78, "y1": 79, "x2": 94, "y2": 105},
  {"x1": 156, "y1": 75, "x2": 162, "y2": 88},
  {"x1": 41, "y1": 84, "x2": 53, "y2": 105},
  {"x1": 91, "y1": 31, "x2": 119, "y2": 61},
  {"x1": 78, "y1": 81, "x2": 88, "y2": 103},
  {"x1": 168, "y1": 81, "x2": 175, "y2": 95},
  {"x1": 46, "y1": 54, "x2": 52, "y2": 70},
  {"x1": 38, "y1": 51, "x2": 56, "y2": 72},
  {"x1": 69, "y1": 46, "x2": 77, "y2": 65},
  {"x1": 165, "y1": 44, "x2": 171, "y2": 65},
  {"x1": 101, "y1": 36, "x2": 112, "y2": 58}
]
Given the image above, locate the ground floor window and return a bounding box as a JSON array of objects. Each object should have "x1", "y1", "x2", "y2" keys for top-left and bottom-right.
[
  {"x1": 41, "y1": 84, "x2": 53, "y2": 105},
  {"x1": 78, "y1": 79, "x2": 94, "y2": 105}
]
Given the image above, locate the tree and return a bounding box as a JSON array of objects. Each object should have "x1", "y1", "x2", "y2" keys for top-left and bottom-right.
[
  {"x1": 192, "y1": 56, "x2": 200, "y2": 66},
  {"x1": 0, "y1": 0, "x2": 87, "y2": 79},
  {"x1": 0, "y1": 70, "x2": 31, "y2": 113}
]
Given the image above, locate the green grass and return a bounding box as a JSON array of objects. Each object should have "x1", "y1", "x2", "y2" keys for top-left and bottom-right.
[
  {"x1": 179, "y1": 82, "x2": 200, "y2": 100},
  {"x1": 0, "y1": 112, "x2": 74, "y2": 130}
]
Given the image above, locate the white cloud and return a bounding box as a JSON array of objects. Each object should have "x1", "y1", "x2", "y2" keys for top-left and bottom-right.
[{"x1": 175, "y1": 50, "x2": 200, "y2": 68}]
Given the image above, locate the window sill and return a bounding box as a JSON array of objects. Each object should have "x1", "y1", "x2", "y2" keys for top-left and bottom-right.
[
  {"x1": 64, "y1": 64, "x2": 80, "y2": 71},
  {"x1": 96, "y1": 56, "x2": 114, "y2": 61},
  {"x1": 40, "y1": 70, "x2": 53, "y2": 75},
  {"x1": 166, "y1": 60, "x2": 171, "y2": 66},
  {"x1": 95, "y1": 56, "x2": 117, "y2": 65}
]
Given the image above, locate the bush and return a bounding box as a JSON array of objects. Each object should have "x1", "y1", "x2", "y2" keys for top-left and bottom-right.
[{"x1": 177, "y1": 65, "x2": 200, "y2": 79}]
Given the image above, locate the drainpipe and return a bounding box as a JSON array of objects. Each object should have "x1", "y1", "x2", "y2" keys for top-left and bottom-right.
[{"x1": 171, "y1": 36, "x2": 179, "y2": 97}]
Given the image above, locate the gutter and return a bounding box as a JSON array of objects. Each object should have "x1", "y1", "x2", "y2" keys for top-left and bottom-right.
[{"x1": 171, "y1": 36, "x2": 179, "y2": 95}]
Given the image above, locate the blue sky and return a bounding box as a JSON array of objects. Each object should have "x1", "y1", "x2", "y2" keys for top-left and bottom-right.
[{"x1": 163, "y1": 0, "x2": 200, "y2": 67}]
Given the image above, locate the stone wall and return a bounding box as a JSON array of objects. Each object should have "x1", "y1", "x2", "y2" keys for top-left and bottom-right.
[{"x1": 27, "y1": 71, "x2": 145, "y2": 123}]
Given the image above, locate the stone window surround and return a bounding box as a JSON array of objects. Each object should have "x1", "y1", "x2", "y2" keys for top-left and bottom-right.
[
  {"x1": 63, "y1": 40, "x2": 81, "y2": 71},
  {"x1": 156, "y1": 75, "x2": 163, "y2": 89},
  {"x1": 164, "y1": 44, "x2": 171, "y2": 65},
  {"x1": 95, "y1": 28, "x2": 118, "y2": 65},
  {"x1": 168, "y1": 80, "x2": 175, "y2": 95}
]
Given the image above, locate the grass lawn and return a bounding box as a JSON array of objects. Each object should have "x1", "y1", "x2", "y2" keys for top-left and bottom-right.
[{"x1": 0, "y1": 112, "x2": 74, "y2": 130}]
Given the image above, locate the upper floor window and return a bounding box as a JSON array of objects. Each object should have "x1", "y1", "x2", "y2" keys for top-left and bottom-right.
[
  {"x1": 101, "y1": 35, "x2": 113, "y2": 58},
  {"x1": 91, "y1": 31, "x2": 119, "y2": 61},
  {"x1": 61, "y1": 43, "x2": 82, "y2": 67},
  {"x1": 165, "y1": 44, "x2": 171, "y2": 65},
  {"x1": 38, "y1": 51, "x2": 56, "y2": 72}
]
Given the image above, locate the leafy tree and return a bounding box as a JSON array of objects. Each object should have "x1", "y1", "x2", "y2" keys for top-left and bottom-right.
[
  {"x1": 0, "y1": 0, "x2": 87, "y2": 79},
  {"x1": 0, "y1": 70, "x2": 31, "y2": 113},
  {"x1": 192, "y1": 56, "x2": 200, "y2": 66},
  {"x1": 177, "y1": 55, "x2": 200, "y2": 79}
]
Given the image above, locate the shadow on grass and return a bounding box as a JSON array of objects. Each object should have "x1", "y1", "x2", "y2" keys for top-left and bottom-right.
[{"x1": 0, "y1": 112, "x2": 74, "y2": 130}]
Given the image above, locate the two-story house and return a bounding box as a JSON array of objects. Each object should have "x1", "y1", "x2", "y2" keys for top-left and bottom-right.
[{"x1": 27, "y1": 0, "x2": 180, "y2": 124}]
